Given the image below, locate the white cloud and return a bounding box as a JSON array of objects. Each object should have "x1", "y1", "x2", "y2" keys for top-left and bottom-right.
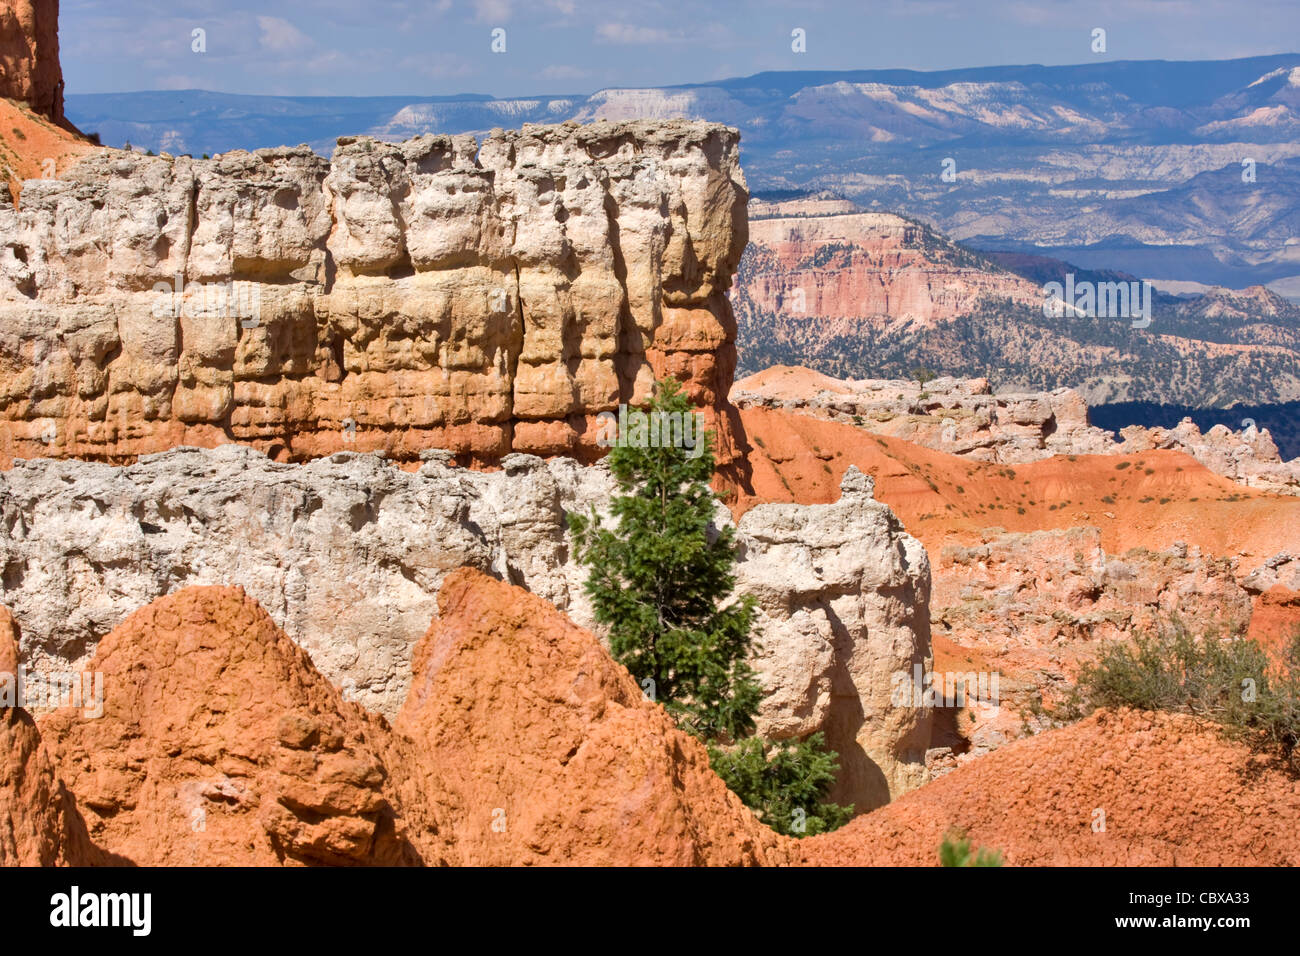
[
  {"x1": 540, "y1": 64, "x2": 589, "y2": 79},
  {"x1": 257, "y1": 16, "x2": 312, "y2": 53},
  {"x1": 474, "y1": 0, "x2": 512, "y2": 23},
  {"x1": 595, "y1": 23, "x2": 681, "y2": 45}
]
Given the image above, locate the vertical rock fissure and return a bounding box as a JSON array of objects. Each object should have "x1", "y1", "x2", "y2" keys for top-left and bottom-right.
[{"x1": 509, "y1": 257, "x2": 524, "y2": 424}]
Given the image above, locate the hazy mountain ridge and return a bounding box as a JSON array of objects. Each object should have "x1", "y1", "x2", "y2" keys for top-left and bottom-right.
[
  {"x1": 70, "y1": 55, "x2": 1300, "y2": 154},
  {"x1": 66, "y1": 54, "x2": 1300, "y2": 286}
]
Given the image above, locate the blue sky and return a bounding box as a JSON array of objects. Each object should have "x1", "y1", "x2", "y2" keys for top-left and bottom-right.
[{"x1": 62, "y1": 0, "x2": 1300, "y2": 97}]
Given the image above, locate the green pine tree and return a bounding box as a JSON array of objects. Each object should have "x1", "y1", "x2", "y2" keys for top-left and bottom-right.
[
  {"x1": 568, "y1": 377, "x2": 761, "y2": 740},
  {"x1": 569, "y1": 376, "x2": 853, "y2": 835},
  {"x1": 707, "y1": 732, "x2": 855, "y2": 836}
]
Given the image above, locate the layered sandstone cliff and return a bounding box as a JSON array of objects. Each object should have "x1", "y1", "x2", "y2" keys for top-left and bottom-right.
[
  {"x1": 0, "y1": 121, "x2": 747, "y2": 466},
  {"x1": 735, "y1": 207, "x2": 1041, "y2": 343}
]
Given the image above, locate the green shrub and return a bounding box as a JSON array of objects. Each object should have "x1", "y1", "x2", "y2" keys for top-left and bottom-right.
[
  {"x1": 939, "y1": 829, "x2": 1003, "y2": 867},
  {"x1": 1059, "y1": 620, "x2": 1300, "y2": 768},
  {"x1": 709, "y1": 732, "x2": 853, "y2": 836}
]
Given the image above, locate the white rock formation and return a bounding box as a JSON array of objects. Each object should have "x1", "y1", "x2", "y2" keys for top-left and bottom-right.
[
  {"x1": 0, "y1": 448, "x2": 931, "y2": 809},
  {"x1": 736, "y1": 466, "x2": 931, "y2": 807}
]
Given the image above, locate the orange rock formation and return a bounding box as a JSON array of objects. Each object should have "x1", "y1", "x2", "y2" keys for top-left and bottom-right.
[
  {"x1": 0, "y1": 0, "x2": 64, "y2": 124},
  {"x1": 4, "y1": 573, "x2": 1297, "y2": 866}
]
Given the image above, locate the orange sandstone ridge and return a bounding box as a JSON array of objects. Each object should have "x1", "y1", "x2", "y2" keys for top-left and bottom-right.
[
  {"x1": 15, "y1": 572, "x2": 786, "y2": 865},
  {"x1": 727, "y1": 404, "x2": 1300, "y2": 570},
  {"x1": 0, "y1": 607, "x2": 95, "y2": 865},
  {"x1": 386, "y1": 568, "x2": 783, "y2": 865},
  {"x1": 0, "y1": 0, "x2": 65, "y2": 125},
  {"x1": 0, "y1": 0, "x2": 93, "y2": 203}
]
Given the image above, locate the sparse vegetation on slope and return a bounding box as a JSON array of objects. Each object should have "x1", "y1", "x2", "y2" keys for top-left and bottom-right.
[{"x1": 1059, "y1": 620, "x2": 1300, "y2": 771}]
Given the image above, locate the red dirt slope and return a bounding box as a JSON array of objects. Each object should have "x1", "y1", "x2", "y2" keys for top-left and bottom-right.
[
  {"x1": 38, "y1": 587, "x2": 417, "y2": 867},
  {"x1": 730, "y1": 404, "x2": 1300, "y2": 572},
  {"x1": 801, "y1": 707, "x2": 1300, "y2": 866},
  {"x1": 0, "y1": 97, "x2": 95, "y2": 203},
  {"x1": 388, "y1": 567, "x2": 784, "y2": 866}
]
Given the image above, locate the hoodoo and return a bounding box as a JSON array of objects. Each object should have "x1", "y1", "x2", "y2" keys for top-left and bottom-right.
[{"x1": 0, "y1": 0, "x2": 65, "y2": 124}]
